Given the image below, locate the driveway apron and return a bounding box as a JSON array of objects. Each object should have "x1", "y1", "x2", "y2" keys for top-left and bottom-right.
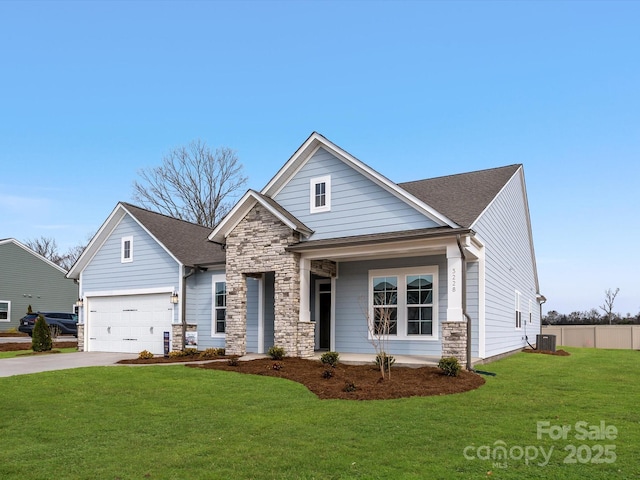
[{"x1": 0, "y1": 352, "x2": 138, "y2": 377}]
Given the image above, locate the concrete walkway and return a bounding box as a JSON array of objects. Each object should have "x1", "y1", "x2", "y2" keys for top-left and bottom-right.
[{"x1": 0, "y1": 352, "x2": 138, "y2": 378}]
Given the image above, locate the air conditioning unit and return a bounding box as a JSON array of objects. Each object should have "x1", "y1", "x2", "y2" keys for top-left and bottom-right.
[{"x1": 536, "y1": 334, "x2": 556, "y2": 352}]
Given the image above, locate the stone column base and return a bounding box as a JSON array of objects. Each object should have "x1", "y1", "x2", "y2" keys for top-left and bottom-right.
[
  {"x1": 296, "y1": 322, "x2": 316, "y2": 357},
  {"x1": 76, "y1": 324, "x2": 85, "y2": 351},
  {"x1": 171, "y1": 324, "x2": 197, "y2": 352},
  {"x1": 442, "y1": 321, "x2": 467, "y2": 366}
]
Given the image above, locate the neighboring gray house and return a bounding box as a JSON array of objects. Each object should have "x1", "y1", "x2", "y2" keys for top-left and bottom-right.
[
  {"x1": 68, "y1": 132, "x2": 544, "y2": 365},
  {"x1": 0, "y1": 238, "x2": 78, "y2": 332}
]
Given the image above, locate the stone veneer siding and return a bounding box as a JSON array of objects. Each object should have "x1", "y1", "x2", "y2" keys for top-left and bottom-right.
[
  {"x1": 77, "y1": 323, "x2": 85, "y2": 351},
  {"x1": 172, "y1": 323, "x2": 197, "y2": 351},
  {"x1": 225, "y1": 204, "x2": 314, "y2": 357},
  {"x1": 441, "y1": 321, "x2": 467, "y2": 366}
]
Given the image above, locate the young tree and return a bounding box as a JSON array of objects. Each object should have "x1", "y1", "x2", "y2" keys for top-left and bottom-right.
[
  {"x1": 600, "y1": 288, "x2": 620, "y2": 325},
  {"x1": 132, "y1": 140, "x2": 247, "y2": 228},
  {"x1": 360, "y1": 291, "x2": 396, "y2": 381},
  {"x1": 32, "y1": 314, "x2": 52, "y2": 352}
]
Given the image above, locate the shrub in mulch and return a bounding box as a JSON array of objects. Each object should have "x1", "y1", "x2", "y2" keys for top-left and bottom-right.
[{"x1": 188, "y1": 357, "x2": 485, "y2": 401}]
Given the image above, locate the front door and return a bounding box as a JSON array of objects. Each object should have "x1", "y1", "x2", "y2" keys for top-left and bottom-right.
[{"x1": 316, "y1": 280, "x2": 331, "y2": 350}]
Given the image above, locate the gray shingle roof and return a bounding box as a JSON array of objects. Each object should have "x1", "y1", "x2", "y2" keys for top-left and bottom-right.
[
  {"x1": 398, "y1": 164, "x2": 521, "y2": 227},
  {"x1": 120, "y1": 203, "x2": 225, "y2": 267}
]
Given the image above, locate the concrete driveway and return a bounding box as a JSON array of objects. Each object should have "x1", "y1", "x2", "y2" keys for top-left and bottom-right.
[{"x1": 0, "y1": 352, "x2": 139, "y2": 378}]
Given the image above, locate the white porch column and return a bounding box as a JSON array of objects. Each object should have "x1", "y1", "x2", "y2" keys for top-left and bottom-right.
[
  {"x1": 446, "y1": 243, "x2": 464, "y2": 322},
  {"x1": 299, "y1": 256, "x2": 311, "y2": 322}
]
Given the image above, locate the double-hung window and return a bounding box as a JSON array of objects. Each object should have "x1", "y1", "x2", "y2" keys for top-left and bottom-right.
[
  {"x1": 213, "y1": 279, "x2": 227, "y2": 336},
  {"x1": 515, "y1": 290, "x2": 522, "y2": 329},
  {"x1": 370, "y1": 267, "x2": 438, "y2": 339},
  {"x1": 310, "y1": 175, "x2": 331, "y2": 213},
  {"x1": 0, "y1": 301, "x2": 9, "y2": 321}
]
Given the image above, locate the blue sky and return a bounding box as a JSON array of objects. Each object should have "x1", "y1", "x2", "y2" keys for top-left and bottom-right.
[{"x1": 1, "y1": 1, "x2": 638, "y2": 315}]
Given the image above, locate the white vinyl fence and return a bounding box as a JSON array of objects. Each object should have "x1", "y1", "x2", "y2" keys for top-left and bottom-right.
[{"x1": 541, "y1": 325, "x2": 640, "y2": 350}]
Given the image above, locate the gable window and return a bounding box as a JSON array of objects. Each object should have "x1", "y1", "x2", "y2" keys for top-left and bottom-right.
[
  {"x1": 369, "y1": 267, "x2": 438, "y2": 340},
  {"x1": 212, "y1": 280, "x2": 226, "y2": 336},
  {"x1": 121, "y1": 236, "x2": 133, "y2": 263},
  {"x1": 0, "y1": 301, "x2": 9, "y2": 321},
  {"x1": 310, "y1": 175, "x2": 331, "y2": 213},
  {"x1": 515, "y1": 290, "x2": 522, "y2": 329}
]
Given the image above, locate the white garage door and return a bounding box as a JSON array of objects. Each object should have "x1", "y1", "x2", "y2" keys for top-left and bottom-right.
[{"x1": 87, "y1": 293, "x2": 173, "y2": 354}]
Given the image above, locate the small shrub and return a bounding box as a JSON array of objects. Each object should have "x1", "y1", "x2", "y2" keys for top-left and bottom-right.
[
  {"x1": 438, "y1": 356, "x2": 462, "y2": 377},
  {"x1": 215, "y1": 347, "x2": 225, "y2": 356},
  {"x1": 169, "y1": 350, "x2": 185, "y2": 358},
  {"x1": 184, "y1": 348, "x2": 199, "y2": 356},
  {"x1": 343, "y1": 380, "x2": 357, "y2": 392},
  {"x1": 321, "y1": 369, "x2": 334, "y2": 379},
  {"x1": 375, "y1": 352, "x2": 395, "y2": 372},
  {"x1": 227, "y1": 356, "x2": 239, "y2": 366},
  {"x1": 200, "y1": 348, "x2": 223, "y2": 359},
  {"x1": 272, "y1": 362, "x2": 283, "y2": 371},
  {"x1": 320, "y1": 351, "x2": 340, "y2": 367},
  {"x1": 267, "y1": 346, "x2": 285, "y2": 360},
  {"x1": 32, "y1": 314, "x2": 52, "y2": 352},
  {"x1": 138, "y1": 350, "x2": 154, "y2": 359},
  {"x1": 27, "y1": 304, "x2": 33, "y2": 314}
]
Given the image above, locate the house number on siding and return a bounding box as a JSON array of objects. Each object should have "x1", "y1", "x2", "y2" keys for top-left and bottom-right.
[{"x1": 451, "y1": 267, "x2": 456, "y2": 293}]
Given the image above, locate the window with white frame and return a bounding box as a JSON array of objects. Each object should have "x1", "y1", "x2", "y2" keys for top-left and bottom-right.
[
  {"x1": 0, "y1": 301, "x2": 9, "y2": 321},
  {"x1": 212, "y1": 280, "x2": 226, "y2": 335},
  {"x1": 310, "y1": 175, "x2": 331, "y2": 213},
  {"x1": 515, "y1": 290, "x2": 522, "y2": 329},
  {"x1": 369, "y1": 267, "x2": 438, "y2": 339},
  {"x1": 529, "y1": 299, "x2": 533, "y2": 324},
  {"x1": 121, "y1": 236, "x2": 133, "y2": 263}
]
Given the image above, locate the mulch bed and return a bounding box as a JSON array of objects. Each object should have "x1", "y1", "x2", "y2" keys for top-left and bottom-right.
[
  {"x1": 0, "y1": 341, "x2": 78, "y2": 352},
  {"x1": 188, "y1": 357, "x2": 485, "y2": 400},
  {"x1": 522, "y1": 348, "x2": 570, "y2": 356}
]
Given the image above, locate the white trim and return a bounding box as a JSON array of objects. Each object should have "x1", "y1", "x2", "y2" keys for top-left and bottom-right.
[
  {"x1": 261, "y1": 132, "x2": 457, "y2": 227},
  {"x1": 84, "y1": 286, "x2": 175, "y2": 298},
  {"x1": 477, "y1": 242, "x2": 486, "y2": 358},
  {"x1": 257, "y1": 274, "x2": 264, "y2": 354},
  {"x1": 0, "y1": 300, "x2": 10, "y2": 322},
  {"x1": 330, "y1": 276, "x2": 336, "y2": 351},
  {"x1": 121, "y1": 236, "x2": 133, "y2": 263},
  {"x1": 211, "y1": 274, "x2": 226, "y2": 338},
  {"x1": 0, "y1": 238, "x2": 68, "y2": 274},
  {"x1": 368, "y1": 266, "x2": 439, "y2": 341},
  {"x1": 310, "y1": 175, "x2": 331, "y2": 213}
]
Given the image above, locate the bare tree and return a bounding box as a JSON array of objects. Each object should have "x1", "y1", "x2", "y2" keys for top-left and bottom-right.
[
  {"x1": 132, "y1": 140, "x2": 247, "y2": 227},
  {"x1": 360, "y1": 291, "x2": 396, "y2": 380},
  {"x1": 25, "y1": 236, "x2": 89, "y2": 271},
  {"x1": 600, "y1": 288, "x2": 620, "y2": 325}
]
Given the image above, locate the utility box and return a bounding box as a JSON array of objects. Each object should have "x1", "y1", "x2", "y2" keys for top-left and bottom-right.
[{"x1": 536, "y1": 334, "x2": 557, "y2": 352}]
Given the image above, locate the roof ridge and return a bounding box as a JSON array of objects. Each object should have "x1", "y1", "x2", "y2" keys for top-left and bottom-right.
[
  {"x1": 119, "y1": 202, "x2": 213, "y2": 231},
  {"x1": 398, "y1": 164, "x2": 521, "y2": 186}
]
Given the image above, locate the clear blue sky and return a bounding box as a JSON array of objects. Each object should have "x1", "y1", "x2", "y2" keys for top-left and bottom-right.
[{"x1": 1, "y1": 1, "x2": 638, "y2": 316}]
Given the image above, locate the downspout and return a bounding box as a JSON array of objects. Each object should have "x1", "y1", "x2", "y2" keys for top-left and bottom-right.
[
  {"x1": 181, "y1": 266, "x2": 197, "y2": 350},
  {"x1": 456, "y1": 234, "x2": 473, "y2": 371}
]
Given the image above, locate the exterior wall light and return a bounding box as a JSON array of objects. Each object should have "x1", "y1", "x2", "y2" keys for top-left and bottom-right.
[
  {"x1": 76, "y1": 298, "x2": 83, "y2": 308},
  {"x1": 170, "y1": 292, "x2": 179, "y2": 304}
]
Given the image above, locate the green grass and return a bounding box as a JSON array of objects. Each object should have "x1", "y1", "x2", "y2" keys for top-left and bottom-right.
[
  {"x1": 0, "y1": 347, "x2": 77, "y2": 359},
  {"x1": 0, "y1": 347, "x2": 638, "y2": 479}
]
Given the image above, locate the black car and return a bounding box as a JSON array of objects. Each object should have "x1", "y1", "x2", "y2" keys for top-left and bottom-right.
[{"x1": 18, "y1": 312, "x2": 78, "y2": 337}]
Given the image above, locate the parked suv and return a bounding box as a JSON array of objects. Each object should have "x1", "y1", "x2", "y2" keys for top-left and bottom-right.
[{"x1": 18, "y1": 312, "x2": 78, "y2": 337}]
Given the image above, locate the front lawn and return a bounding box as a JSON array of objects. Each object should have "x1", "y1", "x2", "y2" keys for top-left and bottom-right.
[{"x1": 0, "y1": 347, "x2": 638, "y2": 479}]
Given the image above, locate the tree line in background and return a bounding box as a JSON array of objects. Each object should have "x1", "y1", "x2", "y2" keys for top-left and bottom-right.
[
  {"x1": 543, "y1": 288, "x2": 640, "y2": 325},
  {"x1": 24, "y1": 139, "x2": 247, "y2": 272}
]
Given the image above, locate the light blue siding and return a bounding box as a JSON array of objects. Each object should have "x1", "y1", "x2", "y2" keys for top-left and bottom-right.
[
  {"x1": 274, "y1": 147, "x2": 439, "y2": 240},
  {"x1": 82, "y1": 215, "x2": 180, "y2": 322},
  {"x1": 334, "y1": 255, "x2": 447, "y2": 355},
  {"x1": 473, "y1": 169, "x2": 540, "y2": 357},
  {"x1": 263, "y1": 272, "x2": 275, "y2": 350},
  {"x1": 466, "y1": 261, "x2": 479, "y2": 357},
  {"x1": 188, "y1": 269, "x2": 225, "y2": 350},
  {"x1": 246, "y1": 277, "x2": 259, "y2": 352}
]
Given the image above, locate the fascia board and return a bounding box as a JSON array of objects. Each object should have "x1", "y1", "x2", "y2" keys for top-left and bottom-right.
[
  {"x1": 4, "y1": 238, "x2": 68, "y2": 274},
  {"x1": 67, "y1": 205, "x2": 127, "y2": 279},
  {"x1": 262, "y1": 132, "x2": 457, "y2": 228},
  {"x1": 209, "y1": 191, "x2": 306, "y2": 244},
  {"x1": 120, "y1": 204, "x2": 183, "y2": 267}
]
